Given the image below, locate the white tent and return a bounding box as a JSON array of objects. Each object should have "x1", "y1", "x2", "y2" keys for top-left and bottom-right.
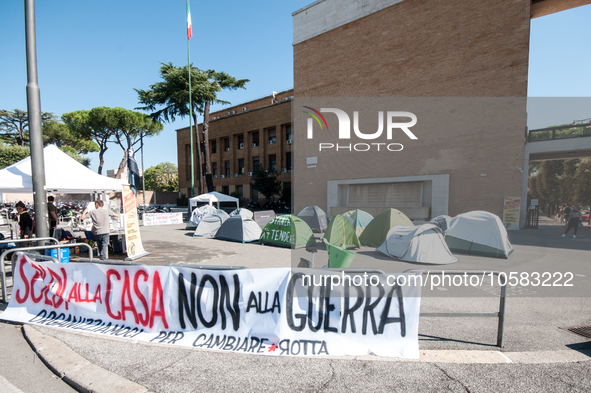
[
  {"x1": 430, "y1": 215, "x2": 453, "y2": 235},
  {"x1": 186, "y1": 205, "x2": 217, "y2": 229},
  {"x1": 193, "y1": 209, "x2": 230, "y2": 237},
  {"x1": 445, "y1": 211, "x2": 514, "y2": 259},
  {"x1": 377, "y1": 224, "x2": 457, "y2": 264},
  {"x1": 0, "y1": 145, "x2": 126, "y2": 193},
  {"x1": 229, "y1": 208, "x2": 254, "y2": 220},
  {"x1": 189, "y1": 192, "x2": 239, "y2": 210}
]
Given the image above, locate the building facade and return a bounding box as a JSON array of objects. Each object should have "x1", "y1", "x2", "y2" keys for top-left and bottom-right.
[
  {"x1": 176, "y1": 90, "x2": 293, "y2": 204},
  {"x1": 291, "y1": 0, "x2": 589, "y2": 222}
]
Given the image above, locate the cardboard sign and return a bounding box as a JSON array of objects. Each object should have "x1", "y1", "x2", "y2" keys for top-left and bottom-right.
[
  {"x1": 143, "y1": 213, "x2": 183, "y2": 226},
  {"x1": 122, "y1": 186, "x2": 147, "y2": 258},
  {"x1": 502, "y1": 197, "x2": 521, "y2": 230},
  {"x1": 0, "y1": 253, "x2": 421, "y2": 359}
]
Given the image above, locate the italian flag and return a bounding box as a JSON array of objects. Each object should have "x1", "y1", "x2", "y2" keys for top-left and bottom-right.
[{"x1": 187, "y1": 1, "x2": 192, "y2": 40}]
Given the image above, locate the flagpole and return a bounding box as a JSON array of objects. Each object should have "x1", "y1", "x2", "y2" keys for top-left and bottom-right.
[{"x1": 187, "y1": 0, "x2": 195, "y2": 197}]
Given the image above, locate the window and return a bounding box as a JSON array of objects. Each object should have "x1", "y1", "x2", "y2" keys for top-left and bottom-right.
[
  {"x1": 252, "y1": 132, "x2": 259, "y2": 147},
  {"x1": 200, "y1": 142, "x2": 205, "y2": 155},
  {"x1": 224, "y1": 138, "x2": 230, "y2": 151},
  {"x1": 236, "y1": 185, "x2": 243, "y2": 199},
  {"x1": 238, "y1": 135, "x2": 244, "y2": 149},
  {"x1": 253, "y1": 156, "x2": 260, "y2": 172},
  {"x1": 212, "y1": 162, "x2": 218, "y2": 178},
  {"x1": 225, "y1": 161, "x2": 230, "y2": 177},
  {"x1": 268, "y1": 128, "x2": 276, "y2": 145},
  {"x1": 238, "y1": 158, "x2": 245, "y2": 175},
  {"x1": 285, "y1": 124, "x2": 292, "y2": 142},
  {"x1": 211, "y1": 140, "x2": 217, "y2": 154},
  {"x1": 269, "y1": 154, "x2": 277, "y2": 172},
  {"x1": 286, "y1": 152, "x2": 292, "y2": 171},
  {"x1": 222, "y1": 186, "x2": 229, "y2": 195}
]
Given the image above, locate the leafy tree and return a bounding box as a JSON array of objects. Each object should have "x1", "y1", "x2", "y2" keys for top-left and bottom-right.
[
  {"x1": 528, "y1": 173, "x2": 540, "y2": 200},
  {"x1": 108, "y1": 109, "x2": 163, "y2": 179},
  {"x1": 575, "y1": 158, "x2": 591, "y2": 207},
  {"x1": 136, "y1": 63, "x2": 208, "y2": 194},
  {"x1": 250, "y1": 168, "x2": 282, "y2": 199},
  {"x1": 63, "y1": 107, "x2": 162, "y2": 176},
  {"x1": 0, "y1": 144, "x2": 89, "y2": 169},
  {"x1": 136, "y1": 63, "x2": 248, "y2": 194},
  {"x1": 0, "y1": 109, "x2": 52, "y2": 146},
  {"x1": 144, "y1": 162, "x2": 179, "y2": 192},
  {"x1": 42, "y1": 117, "x2": 99, "y2": 154},
  {"x1": 201, "y1": 70, "x2": 248, "y2": 178},
  {"x1": 60, "y1": 146, "x2": 91, "y2": 167},
  {"x1": 559, "y1": 159, "x2": 579, "y2": 205},
  {"x1": 0, "y1": 144, "x2": 30, "y2": 169}
]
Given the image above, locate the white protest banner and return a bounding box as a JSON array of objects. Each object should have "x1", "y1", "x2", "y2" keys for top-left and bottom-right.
[
  {"x1": 0, "y1": 253, "x2": 421, "y2": 359},
  {"x1": 143, "y1": 212, "x2": 184, "y2": 226}
]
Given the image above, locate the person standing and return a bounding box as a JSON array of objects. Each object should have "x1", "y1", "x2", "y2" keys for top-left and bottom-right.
[
  {"x1": 563, "y1": 207, "x2": 582, "y2": 239},
  {"x1": 47, "y1": 196, "x2": 59, "y2": 235},
  {"x1": 81, "y1": 200, "x2": 119, "y2": 260},
  {"x1": 15, "y1": 201, "x2": 33, "y2": 239}
]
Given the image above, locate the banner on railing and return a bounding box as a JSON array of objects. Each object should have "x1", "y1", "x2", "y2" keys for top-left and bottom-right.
[
  {"x1": 0, "y1": 253, "x2": 421, "y2": 358},
  {"x1": 143, "y1": 212, "x2": 183, "y2": 226}
]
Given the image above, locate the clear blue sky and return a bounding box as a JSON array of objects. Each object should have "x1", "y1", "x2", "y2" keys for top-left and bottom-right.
[{"x1": 1, "y1": 1, "x2": 589, "y2": 172}]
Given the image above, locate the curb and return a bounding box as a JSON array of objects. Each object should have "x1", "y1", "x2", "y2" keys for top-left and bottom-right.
[
  {"x1": 24, "y1": 324, "x2": 591, "y2": 375},
  {"x1": 22, "y1": 325, "x2": 152, "y2": 393}
]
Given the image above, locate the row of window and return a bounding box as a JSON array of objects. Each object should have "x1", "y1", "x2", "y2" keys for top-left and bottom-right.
[
  {"x1": 205, "y1": 153, "x2": 293, "y2": 178},
  {"x1": 201, "y1": 124, "x2": 292, "y2": 154},
  {"x1": 186, "y1": 152, "x2": 293, "y2": 181}
]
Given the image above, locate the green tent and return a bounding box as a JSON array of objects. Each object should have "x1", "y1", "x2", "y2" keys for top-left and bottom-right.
[
  {"x1": 358, "y1": 208, "x2": 414, "y2": 247},
  {"x1": 323, "y1": 239, "x2": 356, "y2": 268},
  {"x1": 342, "y1": 209, "x2": 374, "y2": 236},
  {"x1": 324, "y1": 214, "x2": 361, "y2": 248},
  {"x1": 259, "y1": 215, "x2": 316, "y2": 248}
]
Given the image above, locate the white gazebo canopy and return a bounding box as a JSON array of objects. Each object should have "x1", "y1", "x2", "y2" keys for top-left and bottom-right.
[
  {"x1": 189, "y1": 191, "x2": 239, "y2": 210},
  {"x1": 0, "y1": 145, "x2": 126, "y2": 193}
]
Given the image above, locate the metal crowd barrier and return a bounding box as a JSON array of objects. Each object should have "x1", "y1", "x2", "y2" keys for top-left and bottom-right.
[
  {"x1": 0, "y1": 240, "x2": 93, "y2": 303},
  {"x1": 404, "y1": 269, "x2": 507, "y2": 347},
  {"x1": 0, "y1": 223, "x2": 15, "y2": 240}
]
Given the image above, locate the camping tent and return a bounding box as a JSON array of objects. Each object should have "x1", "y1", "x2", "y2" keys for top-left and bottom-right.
[
  {"x1": 0, "y1": 145, "x2": 126, "y2": 193},
  {"x1": 323, "y1": 215, "x2": 360, "y2": 248},
  {"x1": 445, "y1": 211, "x2": 514, "y2": 258},
  {"x1": 259, "y1": 215, "x2": 315, "y2": 248},
  {"x1": 229, "y1": 208, "x2": 254, "y2": 220},
  {"x1": 430, "y1": 215, "x2": 453, "y2": 235},
  {"x1": 215, "y1": 216, "x2": 262, "y2": 243},
  {"x1": 189, "y1": 192, "x2": 239, "y2": 211},
  {"x1": 193, "y1": 209, "x2": 229, "y2": 237},
  {"x1": 186, "y1": 205, "x2": 217, "y2": 229},
  {"x1": 377, "y1": 224, "x2": 457, "y2": 264},
  {"x1": 359, "y1": 208, "x2": 414, "y2": 248},
  {"x1": 343, "y1": 209, "x2": 374, "y2": 236},
  {"x1": 253, "y1": 210, "x2": 276, "y2": 229},
  {"x1": 297, "y1": 206, "x2": 328, "y2": 233}
]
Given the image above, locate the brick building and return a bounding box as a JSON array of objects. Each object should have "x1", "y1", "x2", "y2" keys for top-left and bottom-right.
[
  {"x1": 291, "y1": 0, "x2": 590, "y2": 222},
  {"x1": 176, "y1": 90, "x2": 293, "y2": 204}
]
